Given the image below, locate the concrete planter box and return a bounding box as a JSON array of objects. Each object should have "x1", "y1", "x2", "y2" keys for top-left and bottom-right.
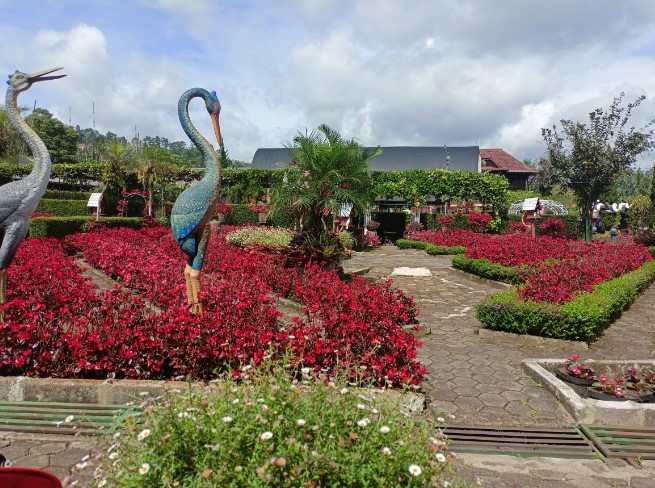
[{"x1": 522, "y1": 359, "x2": 655, "y2": 426}]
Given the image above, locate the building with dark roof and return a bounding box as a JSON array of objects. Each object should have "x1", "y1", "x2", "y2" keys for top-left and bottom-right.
[
  {"x1": 480, "y1": 148, "x2": 537, "y2": 190},
  {"x1": 251, "y1": 146, "x2": 481, "y2": 172}
]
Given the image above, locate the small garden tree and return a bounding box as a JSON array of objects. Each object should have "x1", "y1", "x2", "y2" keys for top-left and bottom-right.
[
  {"x1": 540, "y1": 93, "x2": 655, "y2": 240},
  {"x1": 272, "y1": 124, "x2": 380, "y2": 234}
]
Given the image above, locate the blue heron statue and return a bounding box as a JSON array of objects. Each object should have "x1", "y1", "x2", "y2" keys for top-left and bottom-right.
[
  {"x1": 170, "y1": 88, "x2": 222, "y2": 314},
  {"x1": 0, "y1": 67, "x2": 66, "y2": 322}
]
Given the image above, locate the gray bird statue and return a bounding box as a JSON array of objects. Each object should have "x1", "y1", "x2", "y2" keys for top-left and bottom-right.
[
  {"x1": 0, "y1": 67, "x2": 66, "y2": 322},
  {"x1": 170, "y1": 88, "x2": 222, "y2": 315}
]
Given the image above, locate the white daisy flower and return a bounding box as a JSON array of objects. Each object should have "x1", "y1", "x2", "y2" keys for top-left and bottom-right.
[
  {"x1": 139, "y1": 463, "x2": 150, "y2": 475},
  {"x1": 357, "y1": 418, "x2": 370, "y2": 428},
  {"x1": 437, "y1": 417, "x2": 445, "y2": 423},
  {"x1": 296, "y1": 419, "x2": 306, "y2": 426},
  {"x1": 381, "y1": 447, "x2": 391, "y2": 456},
  {"x1": 260, "y1": 431, "x2": 273, "y2": 440},
  {"x1": 137, "y1": 429, "x2": 151, "y2": 441},
  {"x1": 222, "y1": 416, "x2": 233, "y2": 423},
  {"x1": 340, "y1": 388, "x2": 349, "y2": 394},
  {"x1": 379, "y1": 426, "x2": 390, "y2": 434},
  {"x1": 436, "y1": 453, "x2": 446, "y2": 463},
  {"x1": 356, "y1": 403, "x2": 366, "y2": 410},
  {"x1": 408, "y1": 464, "x2": 422, "y2": 476}
]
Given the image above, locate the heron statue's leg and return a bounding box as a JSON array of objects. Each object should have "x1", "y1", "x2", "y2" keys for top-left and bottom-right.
[{"x1": 188, "y1": 225, "x2": 211, "y2": 316}]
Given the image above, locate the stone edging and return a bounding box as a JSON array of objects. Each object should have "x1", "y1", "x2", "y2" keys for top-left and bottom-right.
[{"x1": 0, "y1": 376, "x2": 426, "y2": 415}]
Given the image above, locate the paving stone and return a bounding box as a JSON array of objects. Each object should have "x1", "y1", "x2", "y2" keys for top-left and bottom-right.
[
  {"x1": 28, "y1": 442, "x2": 68, "y2": 456},
  {"x1": 477, "y1": 392, "x2": 508, "y2": 408}
]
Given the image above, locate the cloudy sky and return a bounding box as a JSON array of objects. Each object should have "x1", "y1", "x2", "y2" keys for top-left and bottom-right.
[{"x1": 3, "y1": 0, "x2": 655, "y2": 167}]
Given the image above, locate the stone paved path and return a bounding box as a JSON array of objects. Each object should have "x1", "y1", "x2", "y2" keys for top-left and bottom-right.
[{"x1": 2, "y1": 244, "x2": 655, "y2": 486}]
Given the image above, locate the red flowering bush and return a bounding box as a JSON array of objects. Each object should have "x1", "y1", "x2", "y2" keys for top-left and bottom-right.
[
  {"x1": 437, "y1": 215, "x2": 454, "y2": 230},
  {"x1": 467, "y1": 212, "x2": 492, "y2": 231},
  {"x1": 508, "y1": 221, "x2": 528, "y2": 234},
  {"x1": 215, "y1": 202, "x2": 234, "y2": 215},
  {"x1": 251, "y1": 204, "x2": 268, "y2": 213},
  {"x1": 361, "y1": 232, "x2": 382, "y2": 248},
  {"x1": 539, "y1": 217, "x2": 568, "y2": 238}
]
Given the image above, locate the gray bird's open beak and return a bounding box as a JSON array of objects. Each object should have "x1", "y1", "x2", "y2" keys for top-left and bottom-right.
[{"x1": 27, "y1": 67, "x2": 66, "y2": 83}]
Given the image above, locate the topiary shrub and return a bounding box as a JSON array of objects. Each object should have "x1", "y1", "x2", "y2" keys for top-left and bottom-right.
[
  {"x1": 452, "y1": 255, "x2": 523, "y2": 284},
  {"x1": 36, "y1": 199, "x2": 89, "y2": 217},
  {"x1": 29, "y1": 217, "x2": 143, "y2": 238}
]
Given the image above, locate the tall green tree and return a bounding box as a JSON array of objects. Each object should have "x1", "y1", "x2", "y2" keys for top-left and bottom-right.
[
  {"x1": 272, "y1": 124, "x2": 381, "y2": 233},
  {"x1": 27, "y1": 108, "x2": 78, "y2": 165},
  {"x1": 539, "y1": 93, "x2": 655, "y2": 240}
]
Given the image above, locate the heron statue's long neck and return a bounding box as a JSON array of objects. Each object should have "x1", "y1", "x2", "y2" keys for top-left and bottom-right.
[
  {"x1": 178, "y1": 88, "x2": 220, "y2": 183},
  {"x1": 5, "y1": 86, "x2": 51, "y2": 191}
]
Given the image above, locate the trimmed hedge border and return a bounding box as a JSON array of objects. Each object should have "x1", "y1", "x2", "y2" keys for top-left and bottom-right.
[
  {"x1": 395, "y1": 239, "x2": 465, "y2": 255},
  {"x1": 476, "y1": 260, "x2": 655, "y2": 343},
  {"x1": 29, "y1": 217, "x2": 143, "y2": 238},
  {"x1": 451, "y1": 255, "x2": 523, "y2": 285},
  {"x1": 36, "y1": 199, "x2": 90, "y2": 217}
]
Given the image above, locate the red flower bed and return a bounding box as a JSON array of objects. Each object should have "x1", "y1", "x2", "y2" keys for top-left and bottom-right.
[
  {"x1": 289, "y1": 266, "x2": 424, "y2": 385},
  {"x1": 406, "y1": 230, "x2": 652, "y2": 304},
  {"x1": 2, "y1": 228, "x2": 424, "y2": 386}
]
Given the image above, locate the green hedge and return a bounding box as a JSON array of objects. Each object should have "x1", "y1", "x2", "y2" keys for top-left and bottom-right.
[
  {"x1": 29, "y1": 217, "x2": 143, "y2": 238},
  {"x1": 226, "y1": 204, "x2": 261, "y2": 226},
  {"x1": 476, "y1": 260, "x2": 655, "y2": 342},
  {"x1": 451, "y1": 255, "x2": 523, "y2": 285},
  {"x1": 36, "y1": 199, "x2": 90, "y2": 217},
  {"x1": 395, "y1": 239, "x2": 466, "y2": 255}
]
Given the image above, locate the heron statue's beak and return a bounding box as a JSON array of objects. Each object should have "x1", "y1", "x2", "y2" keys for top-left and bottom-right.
[
  {"x1": 27, "y1": 67, "x2": 66, "y2": 83},
  {"x1": 211, "y1": 112, "x2": 223, "y2": 150}
]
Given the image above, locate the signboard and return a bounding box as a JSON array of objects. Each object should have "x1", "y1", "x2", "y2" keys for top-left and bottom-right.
[
  {"x1": 522, "y1": 197, "x2": 539, "y2": 212},
  {"x1": 87, "y1": 193, "x2": 103, "y2": 208}
]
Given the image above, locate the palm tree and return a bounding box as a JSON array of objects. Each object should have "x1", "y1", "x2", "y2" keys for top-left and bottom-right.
[{"x1": 272, "y1": 124, "x2": 381, "y2": 233}]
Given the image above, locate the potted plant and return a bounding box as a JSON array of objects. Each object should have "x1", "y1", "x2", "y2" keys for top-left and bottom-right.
[
  {"x1": 251, "y1": 203, "x2": 268, "y2": 223},
  {"x1": 365, "y1": 220, "x2": 380, "y2": 234},
  {"x1": 556, "y1": 354, "x2": 597, "y2": 386},
  {"x1": 438, "y1": 215, "x2": 454, "y2": 231},
  {"x1": 215, "y1": 202, "x2": 233, "y2": 223}
]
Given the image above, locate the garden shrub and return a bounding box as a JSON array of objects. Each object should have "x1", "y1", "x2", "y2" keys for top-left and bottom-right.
[
  {"x1": 227, "y1": 204, "x2": 260, "y2": 226},
  {"x1": 395, "y1": 239, "x2": 428, "y2": 250},
  {"x1": 84, "y1": 364, "x2": 458, "y2": 487},
  {"x1": 425, "y1": 245, "x2": 466, "y2": 256},
  {"x1": 476, "y1": 260, "x2": 655, "y2": 342},
  {"x1": 226, "y1": 226, "x2": 293, "y2": 249},
  {"x1": 538, "y1": 217, "x2": 567, "y2": 238},
  {"x1": 30, "y1": 217, "x2": 142, "y2": 238},
  {"x1": 36, "y1": 199, "x2": 89, "y2": 216},
  {"x1": 426, "y1": 213, "x2": 475, "y2": 232},
  {"x1": 451, "y1": 255, "x2": 523, "y2": 285},
  {"x1": 337, "y1": 230, "x2": 355, "y2": 249}
]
